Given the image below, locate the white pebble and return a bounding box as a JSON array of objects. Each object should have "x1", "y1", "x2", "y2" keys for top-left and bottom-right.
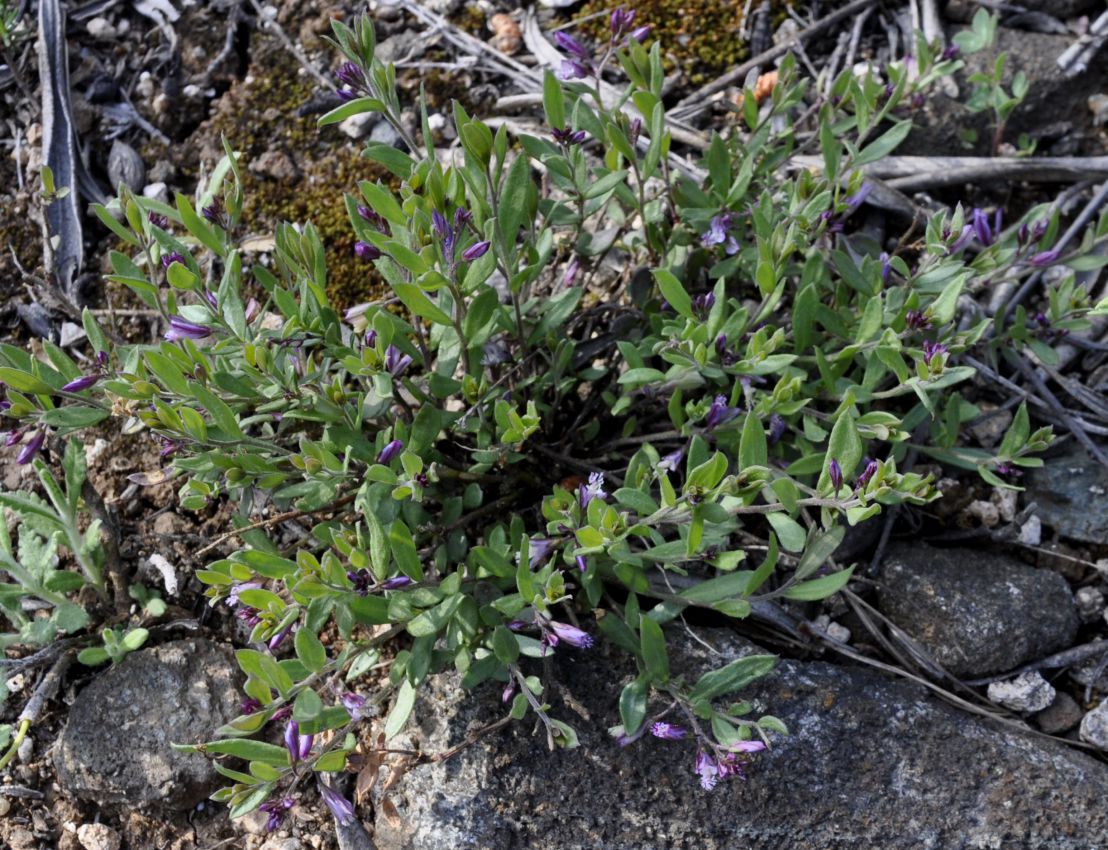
[
  {"x1": 142, "y1": 182, "x2": 168, "y2": 203},
  {"x1": 1076, "y1": 587, "x2": 1105, "y2": 623},
  {"x1": 988, "y1": 671, "x2": 1055, "y2": 713},
  {"x1": 1080, "y1": 702, "x2": 1108, "y2": 750}
]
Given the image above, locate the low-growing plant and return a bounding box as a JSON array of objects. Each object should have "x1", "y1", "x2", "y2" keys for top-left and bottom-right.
[{"x1": 1, "y1": 7, "x2": 1105, "y2": 828}]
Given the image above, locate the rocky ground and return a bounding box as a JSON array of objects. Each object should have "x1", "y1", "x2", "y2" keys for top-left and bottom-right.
[{"x1": 2, "y1": 0, "x2": 1108, "y2": 848}]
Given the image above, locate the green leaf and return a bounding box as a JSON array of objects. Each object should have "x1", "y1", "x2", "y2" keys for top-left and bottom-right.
[
  {"x1": 794, "y1": 525, "x2": 845, "y2": 581},
  {"x1": 853, "y1": 120, "x2": 912, "y2": 167},
  {"x1": 203, "y1": 739, "x2": 291, "y2": 766},
  {"x1": 639, "y1": 616, "x2": 669, "y2": 684},
  {"x1": 740, "y1": 413, "x2": 768, "y2": 468},
  {"x1": 393, "y1": 281, "x2": 453, "y2": 326},
  {"x1": 766, "y1": 513, "x2": 806, "y2": 552},
  {"x1": 653, "y1": 268, "x2": 693, "y2": 319},
  {"x1": 293, "y1": 687, "x2": 323, "y2": 721},
  {"x1": 295, "y1": 628, "x2": 328, "y2": 673},
  {"x1": 542, "y1": 71, "x2": 566, "y2": 131},
  {"x1": 384, "y1": 680, "x2": 416, "y2": 739},
  {"x1": 783, "y1": 566, "x2": 855, "y2": 601},
  {"x1": 491, "y1": 625, "x2": 520, "y2": 664},
  {"x1": 318, "y1": 96, "x2": 387, "y2": 126},
  {"x1": 619, "y1": 676, "x2": 648, "y2": 736},
  {"x1": 689, "y1": 655, "x2": 776, "y2": 703}
]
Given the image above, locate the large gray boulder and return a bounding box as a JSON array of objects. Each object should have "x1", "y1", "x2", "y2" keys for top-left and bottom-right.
[
  {"x1": 876, "y1": 543, "x2": 1077, "y2": 677},
  {"x1": 1025, "y1": 448, "x2": 1108, "y2": 545},
  {"x1": 55, "y1": 638, "x2": 242, "y2": 809},
  {"x1": 375, "y1": 629, "x2": 1108, "y2": 850}
]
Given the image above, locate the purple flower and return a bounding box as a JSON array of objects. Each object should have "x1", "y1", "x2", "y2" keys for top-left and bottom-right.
[
  {"x1": 715, "y1": 752, "x2": 747, "y2": 780},
  {"x1": 342, "y1": 692, "x2": 368, "y2": 720},
  {"x1": 161, "y1": 251, "x2": 187, "y2": 269},
  {"x1": 354, "y1": 240, "x2": 382, "y2": 261},
  {"x1": 380, "y1": 575, "x2": 414, "y2": 590},
  {"x1": 244, "y1": 298, "x2": 260, "y2": 323},
  {"x1": 554, "y1": 30, "x2": 591, "y2": 61},
  {"x1": 454, "y1": 207, "x2": 473, "y2": 230},
  {"x1": 204, "y1": 290, "x2": 219, "y2": 310},
  {"x1": 947, "y1": 224, "x2": 975, "y2": 255},
  {"x1": 729, "y1": 739, "x2": 767, "y2": 753},
  {"x1": 575, "y1": 555, "x2": 588, "y2": 573},
  {"x1": 299, "y1": 731, "x2": 314, "y2": 759},
  {"x1": 461, "y1": 241, "x2": 491, "y2": 262},
  {"x1": 319, "y1": 783, "x2": 356, "y2": 826},
  {"x1": 377, "y1": 439, "x2": 403, "y2": 464},
  {"x1": 201, "y1": 196, "x2": 223, "y2": 224},
  {"x1": 879, "y1": 252, "x2": 891, "y2": 283},
  {"x1": 240, "y1": 697, "x2": 263, "y2": 715},
  {"x1": 856, "y1": 458, "x2": 879, "y2": 490},
  {"x1": 285, "y1": 720, "x2": 302, "y2": 763},
  {"x1": 268, "y1": 625, "x2": 292, "y2": 651},
  {"x1": 335, "y1": 61, "x2": 363, "y2": 89},
  {"x1": 940, "y1": 44, "x2": 960, "y2": 61},
  {"x1": 148, "y1": 212, "x2": 168, "y2": 229},
  {"x1": 61, "y1": 375, "x2": 98, "y2": 393},
  {"x1": 904, "y1": 309, "x2": 931, "y2": 331},
  {"x1": 695, "y1": 751, "x2": 719, "y2": 791},
  {"x1": 227, "y1": 580, "x2": 263, "y2": 608},
  {"x1": 347, "y1": 569, "x2": 371, "y2": 595},
  {"x1": 160, "y1": 438, "x2": 178, "y2": 458},
  {"x1": 336, "y1": 88, "x2": 356, "y2": 102},
  {"x1": 357, "y1": 205, "x2": 389, "y2": 234},
  {"x1": 658, "y1": 447, "x2": 684, "y2": 474},
  {"x1": 692, "y1": 291, "x2": 716, "y2": 318},
  {"x1": 556, "y1": 58, "x2": 591, "y2": 81},
  {"x1": 629, "y1": 25, "x2": 652, "y2": 43},
  {"x1": 1029, "y1": 249, "x2": 1060, "y2": 267},
  {"x1": 165, "y1": 317, "x2": 212, "y2": 342},
  {"x1": 922, "y1": 339, "x2": 948, "y2": 367},
  {"x1": 704, "y1": 395, "x2": 740, "y2": 430},
  {"x1": 384, "y1": 345, "x2": 413, "y2": 377},
  {"x1": 767, "y1": 414, "x2": 786, "y2": 446},
  {"x1": 528, "y1": 537, "x2": 555, "y2": 569},
  {"x1": 259, "y1": 797, "x2": 294, "y2": 832},
  {"x1": 546, "y1": 620, "x2": 594, "y2": 649},
  {"x1": 651, "y1": 722, "x2": 687, "y2": 740},
  {"x1": 562, "y1": 257, "x2": 580, "y2": 288},
  {"x1": 828, "y1": 458, "x2": 843, "y2": 491},
  {"x1": 551, "y1": 126, "x2": 588, "y2": 145},
  {"x1": 843, "y1": 182, "x2": 873, "y2": 214},
  {"x1": 610, "y1": 6, "x2": 636, "y2": 35},
  {"x1": 578, "y1": 472, "x2": 608, "y2": 508},
  {"x1": 628, "y1": 118, "x2": 643, "y2": 145},
  {"x1": 16, "y1": 430, "x2": 44, "y2": 465},
  {"x1": 701, "y1": 214, "x2": 732, "y2": 248}
]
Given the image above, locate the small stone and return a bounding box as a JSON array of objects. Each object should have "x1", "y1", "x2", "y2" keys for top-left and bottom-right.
[
  {"x1": 966, "y1": 499, "x2": 999, "y2": 527},
  {"x1": 85, "y1": 16, "x2": 117, "y2": 38},
  {"x1": 1079, "y1": 702, "x2": 1108, "y2": 749},
  {"x1": 0, "y1": 797, "x2": 9, "y2": 816},
  {"x1": 426, "y1": 113, "x2": 446, "y2": 132},
  {"x1": 1018, "y1": 515, "x2": 1042, "y2": 546},
  {"x1": 136, "y1": 72, "x2": 155, "y2": 100},
  {"x1": 77, "y1": 823, "x2": 122, "y2": 850},
  {"x1": 991, "y1": 488, "x2": 1017, "y2": 523},
  {"x1": 1026, "y1": 448, "x2": 1108, "y2": 544},
  {"x1": 1035, "y1": 692, "x2": 1083, "y2": 734},
  {"x1": 987, "y1": 672, "x2": 1055, "y2": 713},
  {"x1": 142, "y1": 182, "x2": 168, "y2": 204},
  {"x1": 369, "y1": 120, "x2": 403, "y2": 150},
  {"x1": 1076, "y1": 587, "x2": 1105, "y2": 623},
  {"x1": 17, "y1": 733, "x2": 32, "y2": 763},
  {"x1": 967, "y1": 405, "x2": 1012, "y2": 447},
  {"x1": 259, "y1": 839, "x2": 302, "y2": 850},
  {"x1": 107, "y1": 141, "x2": 145, "y2": 192},
  {"x1": 339, "y1": 112, "x2": 377, "y2": 140},
  {"x1": 250, "y1": 149, "x2": 299, "y2": 182},
  {"x1": 182, "y1": 84, "x2": 202, "y2": 99},
  {"x1": 240, "y1": 809, "x2": 269, "y2": 835},
  {"x1": 7, "y1": 827, "x2": 36, "y2": 850},
  {"x1": 85, "y1": 438, "x2": 110, "y2": 467}
]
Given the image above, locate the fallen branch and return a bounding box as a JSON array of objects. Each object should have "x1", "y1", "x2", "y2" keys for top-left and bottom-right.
[
  {"x1": 792, "y1": 154, "x2": 1108, "y2": 191},
  {"x1": 1056, "y1": 9, "x2": 1108, "y2": 77}
]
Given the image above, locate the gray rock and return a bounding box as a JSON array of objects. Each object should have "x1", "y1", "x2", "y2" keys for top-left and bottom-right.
[
  {"x1": 369, "y1": 120, "x2": 404, "y2": 150},
  {"x1": 1080, "y1": 702, "x2": 1108, "y2": 750},
  {"x1": 1026, "y1": 449, "x2": 1108, "y2": 544},
  {"x1": 876, "y1": 543, "x2": 1077, "y2": 677},
  {"x1": 987, "y1": 671, "x2": 1055, "y2": 713},
  {"x1": 375, "y1": 629, "x2": 1108, "y2": 850},
  {"x1": 1035, "y1": 692, "x2": 1083, "y2": 734},
  {"x1": 56, "y1": 639, "x2": 242, "y2": 810}
]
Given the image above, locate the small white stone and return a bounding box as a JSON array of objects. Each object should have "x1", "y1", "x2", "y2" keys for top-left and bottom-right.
[
  {"x1": 1018, "y1": 515, "x2": 1042, "y2": 547},
  {"x1": 182, "y1": 84, "x2": 202, "y2": 99},
  {"x1": 84, "y1": 438, "x2": 110, "y2": 467},
  {"x1": 987, "y1": 671, "x2": 1055, "y2": 713},
  {"x1": 1076, "y1": 587, "x2": 1105, "y2": 623},
  {"x1": 85, "y1": 17, "x2": 117, "y2": 39},
  {"x1": 136, "y1": 72, "x2": 155, "y2": 100},
  {"x1": 427, "y1": 113, "x2": 446, "y2": 131},
  {"x1": 142, "y1": 182, "x2": 168, "y2": 203},
  {"x1": 17, "y1": 734, "x2": 33, "y2": 763},
  {"x1": 77, "y1": 823, "x2": 122, "y2": 850},
  {"x1": 339, "y1": 112, "x2": 377, "y2": 139},
  {"x1": 1080, "y1": 702, "x2": 1108, "y2": 750},
  {"x1": 966, "y1": 500, "x2": 999, "y2": 527},
  {"x1": 991, "y1": 488, "x2": 1018, "y2": 523}
]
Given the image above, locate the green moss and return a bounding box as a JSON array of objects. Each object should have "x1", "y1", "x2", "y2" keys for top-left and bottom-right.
[
  {"x1": 206, "y1": 45, "x2": 395, "y2": 309},
  {"x1": 578, "y1": 0, "x2": 792, "y2": 86}
]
